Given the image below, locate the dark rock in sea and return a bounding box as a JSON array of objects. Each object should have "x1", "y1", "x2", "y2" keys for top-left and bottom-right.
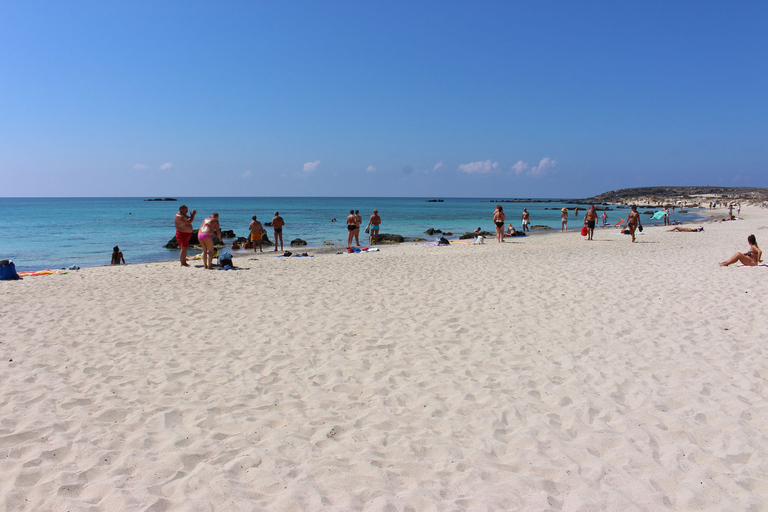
[
  {"x1": 265, "y1": 222, "x2": 272, "y2": 227},
  {"x1": 424, "y1": 228, "x2": 442, "y2": 235},
  {"x1": 145, "y1": 198, "x2": 178, "y2": 201},
  {"x1": 376, "y1": 233, "x2": 404, "y2": 243},
  {"x1": 531, "y1": 225, "x2": 551, "y2": 230},
  {"x1": 459, "y1": 231, "x2": 492, "y2": 239},
  {"x1": 290, "y1": 238, "x2": 308, "y2": 246},
  {"x1": 220, "y1": 230, "x2": 236, "y2": 239},
  {"x1": 412, "y1": 238, "x2": 427, "y2": 242},
  {"x1": 426, "y1": 199, "x2": 444, "y2": 202}
]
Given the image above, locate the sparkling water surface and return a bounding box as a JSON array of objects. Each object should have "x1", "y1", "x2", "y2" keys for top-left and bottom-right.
[{"x1": 0, "y1": 197, "x2": 705, "y2": 272}]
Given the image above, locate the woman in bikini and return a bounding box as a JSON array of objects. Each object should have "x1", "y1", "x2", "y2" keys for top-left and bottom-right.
[
  {"x1": 493, "y1": 205, "x2": 506, "y2": 243},
  {"x1": 625, "y1": 205, "x2": 642, "y2": 242},
  {"x1": 198, "y1": 212, "x2": 222, "y2": 269},
  {"x1": 720, "y1": 234, "x2": 762, "y2": 266}
]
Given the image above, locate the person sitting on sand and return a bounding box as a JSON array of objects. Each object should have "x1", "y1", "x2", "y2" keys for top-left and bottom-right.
[
  {"x1": 231, "y1": 239, "x2": 241, "y2": 250},
  {"x1": 668, "y1": 226, "x2": 703, "y2": 232},
  {"x1": 111, "y1": 246, "x2": 125, "y2": 265},
  {"x1": 506, "y1": 223, "x2": 516, "y2": 236},
  {"x1": 720, "y1": 234, "x2": 762, "y2": 267}
]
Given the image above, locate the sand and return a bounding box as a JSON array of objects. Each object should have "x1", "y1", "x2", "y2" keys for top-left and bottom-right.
[{"x1": 2, "y1": 208, "x2": 767, "y2": 511}]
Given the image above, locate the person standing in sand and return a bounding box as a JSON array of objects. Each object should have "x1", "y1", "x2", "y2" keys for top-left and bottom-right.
[
  {"x1": 521, "y1": 208, "x2": 530, "y2": 232},
  {"x1": 367, "y1": 209, "x2": 381, "y2": 245},
  {"x1": 174, "y1": 205, "x2": 197, "y2": 267},
  {"x1": 198, "y1": 212, "x2": 222, "y2": 270},
  {"x1": 584, "y1": 205, "x2": 598, "y2": 240},
  {"x1": 561, "y1": 208, "x2": 568, "y2": 232},
  {"x1": 249, "y1": 215, "x2": 265, "y2": 253},
  {"x1": 720, "y1": 234, "x2": 762, "y2": 266},
  {"x1": 493, "y1": 205, "x2": 506, "y2": 242},
  {"x1": 354, "y1": 210, "x2": 363, "y2": 247},
  {"x1": 271, "y1": 211, "x2": 285, "y2": 252},
  {"x1": 663, "y1": 205, "x2": 670, "y2": 226},
  {"x1": 346, "y1": 210, "x2": 356, "y2": 248},
  {"x1": 624, "y1": 205, "x2": 642, "y2": 243}
]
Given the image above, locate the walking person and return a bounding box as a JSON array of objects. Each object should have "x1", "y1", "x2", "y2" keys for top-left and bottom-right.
[
  {"x1": 624, "y1": 205, "x2": 642, "y2": 243},
  {"x1": 493, "y1": 205, "x2": 506, "y2": 242},
  {"x1": 271, "y1": 211, "x2": 285, "y2": 252},
  {"x1": 584, "y1": 205, "x2": 598, "y2": 240},
  {"x1": 561, "y1": 208, "x2": 568, "y2": 232},
  {"x1": 174, "y1": 205, "x2": 197, "y2": 267}
]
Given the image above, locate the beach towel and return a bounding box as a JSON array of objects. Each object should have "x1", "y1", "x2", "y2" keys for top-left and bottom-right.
[
  {"x1": 0, "y1": 261, "x2": 20, "y2": 280},
  {"x1": 651, "y1": 211, "x2": 666, "y2": 220}
]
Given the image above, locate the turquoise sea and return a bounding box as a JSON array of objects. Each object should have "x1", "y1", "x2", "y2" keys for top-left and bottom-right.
[{"x1": 0, "y1": 197, "x2": 706, "y2": 272}]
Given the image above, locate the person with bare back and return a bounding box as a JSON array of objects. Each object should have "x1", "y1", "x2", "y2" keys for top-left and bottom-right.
[{"x1": 272, "y1": 211, "x2": 285, "y2": 252}]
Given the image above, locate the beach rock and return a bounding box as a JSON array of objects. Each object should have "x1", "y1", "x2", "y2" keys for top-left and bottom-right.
[
  {"x1": 376, "y1": 233, "x2": 404, "y2": 243},
  {"x1": 531, "y1": 225, "x2": 551, "y2": 230},
  {"x1": 323, "y1": 242, "x2": 334, "y2": 246},
  {"x1": 220, "y1": 230, "x2": 236, "y2": 239},
  {"x1": 412, "y1": 237, "x2": 427, "y2": 242},
  {"x1": 290, "y1": 238, "x2": 308, "y2": 246},
  {"x1": 459, "y1": 231, "x2": 492, "y2": 239},
  {"x1": 424, "y1": 228, "x2": 442, "y2": 235}
]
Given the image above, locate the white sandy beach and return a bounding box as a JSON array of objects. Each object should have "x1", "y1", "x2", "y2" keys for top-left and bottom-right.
[{"x1": 2, "y1": 207, "x2": 768, "y2": 511}]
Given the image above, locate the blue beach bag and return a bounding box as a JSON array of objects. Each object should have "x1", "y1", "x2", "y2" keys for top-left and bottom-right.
[{"x1": 0, "y1": 260, "x2": 20, "y2": 280}]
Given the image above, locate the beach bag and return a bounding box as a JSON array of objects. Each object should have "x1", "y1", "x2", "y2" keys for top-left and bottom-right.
[
  {"x1": 580, "y1": 225, "x2": 588, "y2": 236},
  {"x1": 0, "y1": 261, "x2": 20, "y2": 280},
  {"x1": 364, "y1": 227, "x2": 370, "y2": 234}
]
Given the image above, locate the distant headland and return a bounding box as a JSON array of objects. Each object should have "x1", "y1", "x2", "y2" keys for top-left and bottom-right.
[{"x1": 581, "y1": 186, "x2": 768, "y2": 205}]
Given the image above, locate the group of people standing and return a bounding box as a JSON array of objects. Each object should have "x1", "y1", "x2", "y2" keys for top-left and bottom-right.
[
  {"x1": 174, "y1": 205, "x2": 286, "y2": 268},
  {"x1": 346, "y1": 209, "x2": 381, "y2": 248}
]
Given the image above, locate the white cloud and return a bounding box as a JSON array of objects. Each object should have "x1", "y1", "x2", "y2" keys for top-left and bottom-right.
[
  {"x1": 241, "y1": 170, "x2": 252, "y2": 179},
  {"x1": 159, "y1": 162, "x2": 173, "y2": 170},
  {"x1": 133, "y1": 163, "x2": 147, "y2": 170},
  {"x1": 424, "y1": 161, "x2": 444, "y2": 174},
  {"x1": 530, "y1": 157, "x2": 556, "y2": 177},
  {"x1": 510, "y1": 158, "x2": 557, "y2": 177},
  {"x1": 366, "y1": 165, "x2": 377, "y2": 173},
  {"x1": 511, "y1": 160, "x2": 528, "y2": 176},
  {"x1": 457, "y1": 160, "x2": 499, "y2": 174},
  {"x1": 302, "y1": 160, "x2": 320, "y2": 173}
]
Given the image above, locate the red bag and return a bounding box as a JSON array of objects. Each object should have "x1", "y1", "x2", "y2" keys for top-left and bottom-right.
[{"x1": 581, "y1": 225, "x2": 588, "y2": 236}]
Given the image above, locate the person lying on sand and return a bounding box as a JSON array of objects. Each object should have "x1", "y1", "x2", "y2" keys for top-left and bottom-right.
[
  {"x1": 668, "y1": 226, "x2": 703, "y2": 232},
  {"x1": 720, "y1": 234, "x2": 762, "y2": 266}
]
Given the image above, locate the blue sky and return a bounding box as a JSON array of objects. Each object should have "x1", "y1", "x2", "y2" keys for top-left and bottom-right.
[{"x1": 1, "y1": 1, "x2": 766, "y2": 198}]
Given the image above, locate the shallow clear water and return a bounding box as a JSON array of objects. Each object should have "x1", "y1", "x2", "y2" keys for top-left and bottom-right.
[{"x1": 0, "y1": 197, "x2": 706, "y2": 272}]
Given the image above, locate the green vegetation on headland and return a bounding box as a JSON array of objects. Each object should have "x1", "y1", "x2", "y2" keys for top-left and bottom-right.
[{"x1": 582, "y1": 186, "x2": 768, "y2": 203}]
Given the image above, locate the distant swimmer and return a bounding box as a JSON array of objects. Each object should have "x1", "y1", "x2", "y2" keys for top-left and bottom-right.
[
  {"x1": 272, "y1": 211, "x2": 285, "y2": 251},
  {"x1": 111, "y1": 246, "x2": 125, "y2": 265},
  {"x1": 174, "y1": 205, "x2": 197, "y2": 267},
  {"x1": 720, "y1": 234, "x2": 761, "y2": 267}
]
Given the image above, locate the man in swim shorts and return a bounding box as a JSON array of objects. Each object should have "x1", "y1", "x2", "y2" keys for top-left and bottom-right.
[
  {"x1": 584, "y1": 204, "x2": 598, "y2": 240},
  {"x1": 367, "y1": 209, "x2": 381, "y2": 245},
  {"x1": 346, "y1": 210, "x2": 356, "y2": 248},
  {"x1": 174, "y1": 204, "x2": 197, "y2": 266},
  {"x1": 521, "y1": 208, "x2": 530, "y2": 232},
  {"x1": 249, "y1": 215, "x2": 265, "y2": 252},
  {"x1": 272, "y1": 211, "x2": 285, "y2": 252}
]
